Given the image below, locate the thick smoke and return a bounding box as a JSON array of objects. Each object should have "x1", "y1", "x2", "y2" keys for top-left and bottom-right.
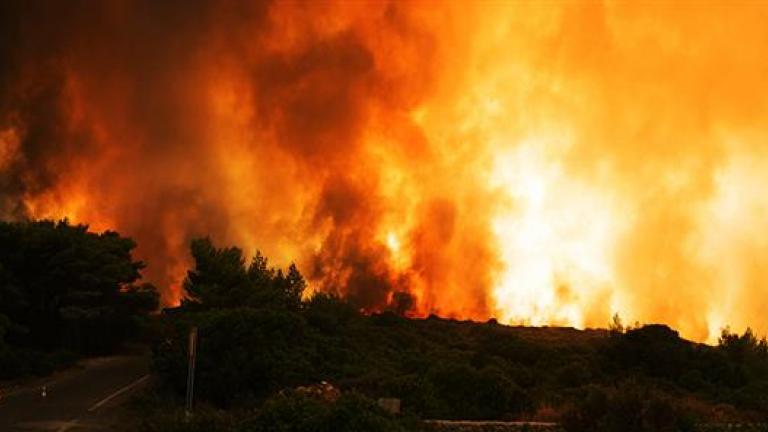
[
  {"x1": 0, "y1": 0, "x2": 489, "y2": 316},
  {"x1": 2, "y1": 1, "x2": 768, "y2": 341}
]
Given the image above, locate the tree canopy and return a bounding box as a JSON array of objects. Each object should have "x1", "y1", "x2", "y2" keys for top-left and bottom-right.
[
  {"x1": 0, "y1": 219, "x2": 158, "y2": 375},
  {"x1": 182, "y1": 238, "x2": 305, "y2": 311}
]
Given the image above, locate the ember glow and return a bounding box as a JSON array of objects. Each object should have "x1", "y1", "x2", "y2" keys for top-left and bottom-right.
[{"x1": 2, "y1": 1, "x2": 768, "y2": 341}]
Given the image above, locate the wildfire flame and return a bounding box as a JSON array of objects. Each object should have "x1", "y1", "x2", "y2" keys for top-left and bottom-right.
[{"x1": 2, "y1": 1, "x2": 768, "y2": 342}]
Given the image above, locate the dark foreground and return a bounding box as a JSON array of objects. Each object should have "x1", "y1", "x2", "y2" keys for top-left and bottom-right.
[{"x1": 0, "y1": 354, "x2": 149, "y2": 431}]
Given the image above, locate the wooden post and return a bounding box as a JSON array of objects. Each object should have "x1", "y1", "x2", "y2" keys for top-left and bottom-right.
[{"x1": 185, "y1": 326, "x2": 198, "y2": 420}]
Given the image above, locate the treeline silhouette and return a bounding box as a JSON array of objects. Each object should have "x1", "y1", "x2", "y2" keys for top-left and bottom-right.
[
  {"x1": 0, "y1": 220, "x2": 158, "y2": 377},
  {"x1": 144, "y1": 238, "x2": 768, "y2": 432}
]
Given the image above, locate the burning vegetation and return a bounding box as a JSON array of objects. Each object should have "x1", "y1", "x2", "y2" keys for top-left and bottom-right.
[{"x1": 3, "y1": 1, "x2": 768, "y2": 342}]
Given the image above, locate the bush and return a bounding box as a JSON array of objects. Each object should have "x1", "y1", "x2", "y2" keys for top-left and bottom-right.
[
  {"x1": 561, "y1": 383, "x2": 695, "y2": 432},
  {"x1": 130, "y1": 388, "x2": 233, "y2": 432},
  {"x1": 603, "y1": 325, "x2": 692, "y2": 379},
  {"x1": 238, "y1": 391, "x2": 421, "y2": 432},
  {"x1": 138, "y1": 407, "x2": 233, "y2": 432},
  {"x1": 153, "y1": 308, "x2": 314, "y2": 406},
  {"x1": 423, "y1": 362, "x2": 529, "y2": 419}
]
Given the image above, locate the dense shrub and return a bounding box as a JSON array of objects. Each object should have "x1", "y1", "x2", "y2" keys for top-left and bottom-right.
[
  {"x1": 240, "y1": 391, "x2": 420, "y2": 432},
  {"x1": 150, "y1": 239, "x2": 768, "y2": 427},
  {"x1": 137, "y1": 406, "x2": 234, "y2": 432},
  {"x1": 135, "y1": 391, "x2": 421, "y2": 432},
  {"x1": 154, "y1": 303, "x2": 768, "y2": 425},
  {"x1": 602, "y1": 325, "x2": 692, "y2": 379},
  {"x1": 153, "y1": 308, "x2": 313, "y2": 406},
  {"x1": 561, "y1": 383, "x2": 695, "y2": 432},
  {"x1": 423, "y1": 362, "x2": 529, "y2": 419}
]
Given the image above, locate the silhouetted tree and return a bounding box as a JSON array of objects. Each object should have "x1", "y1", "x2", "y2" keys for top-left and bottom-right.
[
  {"x1": 182, "y1": 238, "x2": 306, "y2": 311},
  {"x1": 719, "y1": 327, "x2": 768, "y2": 363},
  {"x1": 183, "y1": 238, "x2": 250, "y2": 309},
  {"x1": 0, "y1": 219, "x2": 158, "y2": 360}
]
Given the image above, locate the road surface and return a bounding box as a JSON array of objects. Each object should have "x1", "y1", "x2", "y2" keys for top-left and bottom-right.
[{"x1": 0, "y1": 354, "x2": 150, "y2": 431}]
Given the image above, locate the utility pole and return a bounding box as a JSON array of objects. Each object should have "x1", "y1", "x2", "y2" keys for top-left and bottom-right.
[{"x1": 185, "y1": 326, "x2": 198, "y2": 421}]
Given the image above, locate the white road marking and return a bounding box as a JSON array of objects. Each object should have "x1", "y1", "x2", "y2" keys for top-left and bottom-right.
[{"x1": 87, "y1": 374, "x2": 150, "y2": 412}]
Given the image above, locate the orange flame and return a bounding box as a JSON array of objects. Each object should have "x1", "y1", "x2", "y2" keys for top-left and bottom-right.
[{"x1": 3, "y1": 1, "x2": 768, "y2": 342}]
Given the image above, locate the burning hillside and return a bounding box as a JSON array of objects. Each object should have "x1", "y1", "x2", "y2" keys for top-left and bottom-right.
[{"x1": 2, "y1": 1, "x2": 768, "y2": 341}]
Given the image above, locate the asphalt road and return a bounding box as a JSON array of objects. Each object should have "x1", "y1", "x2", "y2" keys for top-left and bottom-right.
[{"x1": 0, "y1": 354, "x2": 150, "y2": 431}]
